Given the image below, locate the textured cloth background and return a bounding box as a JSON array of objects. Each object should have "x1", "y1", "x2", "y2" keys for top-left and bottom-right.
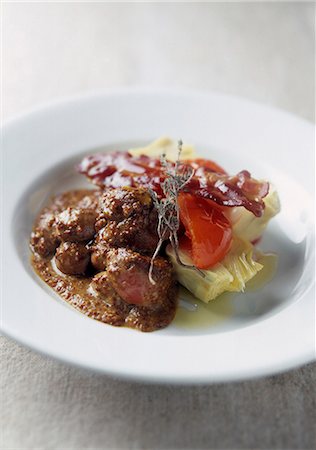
[
  {"x1": 1, "y1": 340, "x2": 316, "y2": 449},
  {"x1": 3, "y1": 2, "x2": 315, "y2": 121},
  {"x1": 2, "y1": 2, "x2": 315, "y2": 449}
]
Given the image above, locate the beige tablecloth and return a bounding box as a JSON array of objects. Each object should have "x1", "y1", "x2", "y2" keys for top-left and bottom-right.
[{"x1": 2, "y1": 3, "x2": 315, "y2": 449}]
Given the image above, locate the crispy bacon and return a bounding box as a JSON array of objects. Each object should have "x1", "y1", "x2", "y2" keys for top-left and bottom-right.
[
  {"x1": 78, "y1": 152, "x2": 164, "y2": 192},
  {"x1": 77, "y1": 152, "x2": 269, "y2": 217},
  {"x1": 185, "y1": 170, "x2": 269, "y2": 217}
]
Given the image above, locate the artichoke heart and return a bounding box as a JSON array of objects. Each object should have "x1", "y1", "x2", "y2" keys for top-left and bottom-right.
[
  {"x1": 166, "y1": 238, "x2": 263, "y2": 303},
  {"x1": 129, "y1": 136, "x2": 197, "y2": 161},
  {"x1": 231, "y1": 188, "x2": 280, "y2": 242}
]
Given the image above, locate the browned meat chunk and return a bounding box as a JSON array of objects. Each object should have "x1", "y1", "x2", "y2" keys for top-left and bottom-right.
[
  {"x1": 90, "y1": 229, "x2": 109, "y2": 271},
  {"x1": 98, "y1": 186, "x2": 152, "y2": 222},
  {"x1": 56, "y1": 207, "x2": 97, "y2": 242},
  {"x1": 30, "y1": 212, "x2": 60, "y2": 257},
  {"x1": 55, "y1": 242, "x2": 90, "y2": 275},
  {"x1": 95, "y1": 187, "x2": 159, "y2": 254},
  {"x1": 51, "y1": 190, "x2": 101, "y2": 214},
  {"x1": 91, "y1": 271, "x2": 116, "y2": 297},
  {"x1": 102, "y1": 247, "x2": 174, "y2": 309},
  {"x1": 77, "y1": 192, "x2": 101, "y2": 211}
]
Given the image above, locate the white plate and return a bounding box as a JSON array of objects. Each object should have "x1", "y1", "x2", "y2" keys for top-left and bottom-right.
[{"x1": 2, "y1": 89, "x2": 315, "y2": 383}]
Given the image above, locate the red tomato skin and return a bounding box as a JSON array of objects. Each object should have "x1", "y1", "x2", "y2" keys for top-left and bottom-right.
[
  {"x1": 183, "y1": 158, "x2": 227, "y2": 175},
  {"x1": 178, "y1": 193, "x2": 232, "y2": 269}
]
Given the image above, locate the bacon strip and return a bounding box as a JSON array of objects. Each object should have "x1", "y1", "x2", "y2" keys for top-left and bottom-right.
[
  {"x1": 185, "y1": 170, "x2": 269, "y2": 217},
  {"x1": 77, "y1": 152, "x2": 269, "y2": 217}
]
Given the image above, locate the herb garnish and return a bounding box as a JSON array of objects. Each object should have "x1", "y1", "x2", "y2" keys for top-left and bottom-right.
[{"x1": 148, "y1": 140, "x2": 204, "y2": 284}]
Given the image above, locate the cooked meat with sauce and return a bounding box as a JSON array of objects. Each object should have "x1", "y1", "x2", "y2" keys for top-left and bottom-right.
[
  {"x1": 55, "y1": 242, "x2": 90, "y2": 275},
  {"x1": 90, "y1": 229, "x2": 109, "y2": 271},
  {"x1": 30, "y1": 187, "x2": 177, "y2": 332},
  {"x1": 30, "y1": 212, "x2": 60, "y2": 258},
  {"x1": 97, "y1": 247, "x2": 174, "y2": 309},
  {"x1": 98, "y1": 186, "x2": 152, "y2": 222},
  {"x1": 56, "y1": 207, "x2": 97, "y2": 242},
  {"x1": 90, "y1": 187, "x2": 159, "y2": 270},
  {"x1": 95, "y1": 187, "x2": 159, "y2": 254}
]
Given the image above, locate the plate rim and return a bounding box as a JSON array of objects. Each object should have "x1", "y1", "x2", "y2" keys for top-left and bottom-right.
[{"x1": 3, "y1": 85, "x2": 314, "y2": 129}]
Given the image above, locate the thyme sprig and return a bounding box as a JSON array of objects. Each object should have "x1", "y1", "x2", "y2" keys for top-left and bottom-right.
[{"x1": 148, "y1": 140, "x2": 205, "y2": 284}]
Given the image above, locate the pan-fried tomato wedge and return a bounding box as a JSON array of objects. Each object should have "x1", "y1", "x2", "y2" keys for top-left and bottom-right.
[
  {"x1": 182, "y1": 158, "x2": 227, "y2": 175},
  {"x1": 178, "y1": 193, "x2": 232, "y2": 269}
]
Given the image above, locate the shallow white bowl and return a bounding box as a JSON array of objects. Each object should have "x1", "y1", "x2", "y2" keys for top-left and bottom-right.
[{"x1": 2, "y1": 89, "x2": 315, "y2": 383}]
